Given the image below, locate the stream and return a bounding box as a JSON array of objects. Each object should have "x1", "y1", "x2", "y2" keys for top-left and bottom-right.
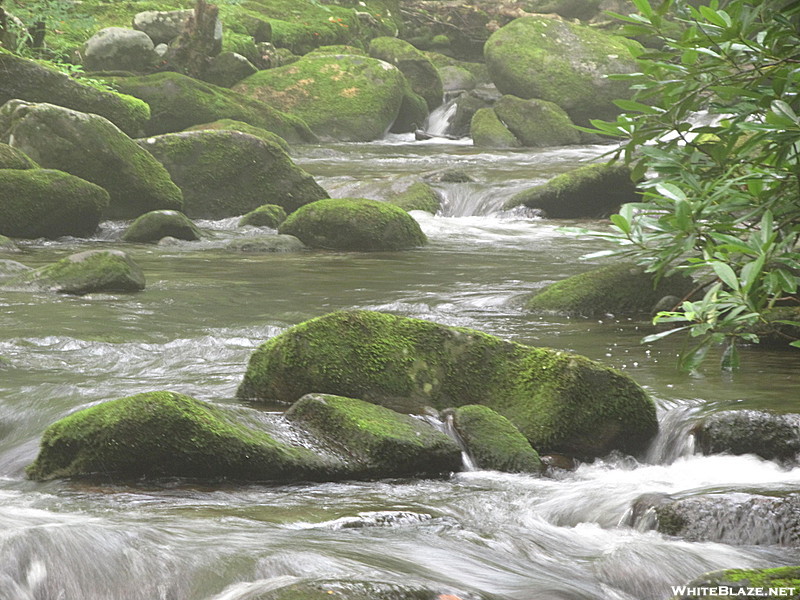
[{"x1": 2, "y1": 131, "x2": 800, "y2": 600}]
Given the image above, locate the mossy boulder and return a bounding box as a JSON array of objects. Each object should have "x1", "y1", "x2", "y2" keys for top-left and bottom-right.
[
  {"x1": 368, "y1": 37, "x2": 443, "y2": 111},
  {"x1": 0, "y1": 236, "x2": 19, "y2": 253},
  {"x1": 184, "y1": 119, "x2": 291, "y2": 153},
  {"x1": 139, "y1": 130, "x2": 328, "y2": 218},
  {"x1": 438, "y1": 65, "x2": 478, "y2": 92},
  {"x1": 286, "y1": 394, "x2": 462, "y2": 477},
  {"x1": 390, "y1": 87, "x2": 429, "y2": 134},
  {"x1": 0, "y1": 52, "x2": 149, "y2": 136},
  {"x1": 0, "y1": 142, "x2": 38, "y2": 169},
  {"x1": 224, "y1": 234, "x2": 306, "y2": 253},
  {"x1": 233, "y1": 54, "x2": 407, "y2": 142},
  {"x1": 0, "y1": 169, "x2": 109, "y2": 239},
  {"x1": 493, "y1": 95, "x2": 580, "y2": 147},
  {"x1": 505, "y1": 162, "x2": 639, "y2": 218},
  {"x1": 204, "y1": 51, "x2": 259, "y2": 88},
  {"x1": 452, "y1": 405, "x2": 543, "y2": 473},
  {"x1": 238, "y1": 204, "x2": 287, "y2": 228},
  {"x1": 451, "y1": 92, "x2": 490, "y2": 137},
  {"x1": 121, "y1": 210, "x2": 202, "y2": 242},
  {"x1": 237, "y1": 310, "x2": 658, "y2": 457},
  {"x1": 526, "y1": 262, "x2": 695, "y2": 318},
  {"x1": 484, "y1": 16, "x2": 641, "y2": 125},
  {"x1": 83, "y1": 27, "x2": 159, "y2": 73},
  {"x1": 26, "y1": 391, "x2": 331, "y2": 481},
  {"x1": 107, "y1": 72, "x2": 317, "y2": 142},
  {"x1": 471, "y1": 108, "x2": 520, "y2": 148},
  {"x1": 0, "y1": 101, "x2": 183, "y2": 219},
  {"x1": 692, "y1": 410, "x2": 800, "y2": 462},
  {"x1": 252, "y1": 579, "x2": 476, "y2": 600},
  {"x1": 279, "y1": 198, "x2": 427, "y2": 251},
  {"x1": 305, "y1": 45, "x2": 367, "y2": 58},
  {"x1": 387, "y1": 182, "x2": 442, "y2": 214},
  {"x1": 3, "y1": 249, "x2": 145, "y2": 295},
  {"x1": 670, "y1": 567, "x2": 800, "y2": 600}
]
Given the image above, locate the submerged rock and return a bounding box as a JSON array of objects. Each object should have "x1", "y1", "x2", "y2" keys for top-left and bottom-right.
[
  {"x1": 505, "y1": 162, "x2": 639, "y2": 218},
  {"x1": 451, "y1": 405, "x2": 543, "y2": 473},
  {"x1": 526, "y1": 262, "x2": 694, "y2": 318},
  {"x1": 122, "y1": 210, "x2": 202, "y2": 243},
  {"x1": 238, "y1": 204, "x2": 287, "y2": 229},
  {"x1": 224, "y1": 235, "x2": 306, "y2": 253},
  {"x1": 0, "y1": 169, "x2": 109, "y2": 239},
  {"x1": 693, "y1": 410, "x2": 800, "y2": 462},
  {"x1": 3, "y1": 249, "x2": 145, "y2": 295},
  {"x1": 279, "y1": 198, "x2": 427, "y2": 251},
  {"x1": 237, "y1": 310, "x2": 658, "y2": 458},
  {"x1": 139, "y1": 130, "x2": 327, "y2": 218},
  {"x1": 0, "y1": 101, "x2": 182, "y2": 219}
]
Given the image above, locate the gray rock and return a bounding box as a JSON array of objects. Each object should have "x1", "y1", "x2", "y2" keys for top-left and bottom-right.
[
  {"x1": 122, "y1": 210, "x2": 201, "y2": 242},
  {"x1": 0, "y1": 142, "x2": 38, "y2": 169},
  {"x1": 204, "y1": 52, "x2": 258, "y2": 88},
  {"x1": 438, "y1": 65, "x2": 477, "y2": 92},
  {"x1": 693, "y1": 410, "x2": 800, "y2": 462},
  {"x1": 132, "y1": 9, "x2": 193, "y2": 45},
  {"x1": 0, "y1": 259, "x2": 30, "y2": 279},
  {"x1": 154, "y1": 43, "x2": 169, "y2": 57},
  {"x1": 224, "y1": 235, "x2": 305, "y2": 253},
  {"x1": 83, "y1": 27, "x2": 159, "y2": 73}
]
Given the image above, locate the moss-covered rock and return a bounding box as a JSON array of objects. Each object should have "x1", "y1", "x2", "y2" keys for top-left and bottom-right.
[
  {"x1": 305, "y1": 45, "x2": 367, "y2": 58},
  {"x1": 493, "y1": 95, "x2": 580, "y2": 147},
  {"x1": 451, "y1": 92, "x2": 490, "y2": 138},
  {"x1": 0, "y1": 142, "x2": 38, "y2": 169},
  {"x1": 0, "y1": 169, "x2": 109, "y2": 239},
  {"x1": 107, "y1": 71, "x2": 317, "y2": 141},
  {"x1": 470, "y1": 107, "x2": 520, "y2": 148},
  {"x1": 0, "y1": 236, "x2": 19, "y2": 253},
  {"x1": 693, "y1": 410, "x2": 800, "y2": 462},
  {"x1": 184, "y1": 119, "x2": 291, "y2": 153},
  {"x1": 203, "y1": 51, "x2": 259, "y2": 88},
  {"x1": 286, "y1": 393, "x2": 462, "y2": 477},
  {"x1": 3, "y1": 249, "x2": 145, "y2": 295},
  {"x1": 238, "y1": 204, "x2": 287, "y2": 228},
  {"x1": 484, "y1": 16, "x2": 641, "y2": 125},
  {"x1": 526, "y1": 262, "x2": 695, "y2": 318},
  {"x1": 0, "y1": 101, "x2": 183, "y2": 219},
  {"x1": 505, "y1": 162, "x2": 639, "y2": 218},
  {"x1": 252, "y1": 579, "x2": 477, "y2": 600},
  {"x1": 279, "y1": 198, "x2": 427, "y2": 251},
  {"x1": 224, "y1": 234, "x2": 306, "y2": 253},
  {"x1": 390, "y1": 86, "x2": 429, "y2": 134},
  {"x1": 438, "y1": 65, "x2": 477, "y2": 92},
  {"x1": 237, "y1": 310, "x2": 658, "y2": 457},
  {"x1": 452, "y1": 405, "x2": 543, "y2": 473},
  {"x1": 424, "y1": 52, "x2": 490, "y2": 85},
  {"x1": 387, "y1": 182, "x2": 442, "y2": 214},
  {"x1": 139, "y1": 130, "x2": 328, "y2": 218},
  {"x1": 0, "y1": 259, "x2": 29, "y2": 277},
  {"x1": 122, "y1": 210, "x2": 202, "y2": 242},
  {"x1": 670, "y1": 567, "x2": 800, "y2": 600},
  {"x1": 0, "y1": 52, "x2": 149, "y2": 136},
  {"x1": 368, "y1": 36, "x2": 443, "y2": 111},
  {"x1": 26, "y1": 391, "x2": 331, "y2": 481},
  {"x1": 233, "y1": 54, "x2": 407, "y2": 142}
]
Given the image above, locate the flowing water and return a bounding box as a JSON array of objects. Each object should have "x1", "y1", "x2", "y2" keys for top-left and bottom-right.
[{"x1": 2, "y1": 137, "x2": 800, "y2": 600}]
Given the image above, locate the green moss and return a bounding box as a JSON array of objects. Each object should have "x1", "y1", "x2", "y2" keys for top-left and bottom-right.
[
  {"x1": 238, "y1": 204, "x2": 288, "y2": 228},
  {"x1": 493, "y1": 95, "x2": 580, "y2": 147},
  {"x1": 121, "y1": 209, "x2": 201, "y2": 242},
  {"x1": 237, "y1": 310, "x2": 658, "y2": 457},
  {"x1": 423, "y1": 51, "x2": 490, "y2": 84},
  {"x1": 526, "y1": 262, "x2": 695, "y2": 317},
  {"x1": 0, "y1": 142, "x2": 38, "y2": 169},
  {"x1": 6, "y1": 249, "x2": 145, "y2": 295},
  {"x1": 286, "y1": 393, "x2": 461, "y2": 476},
  {"x1": 0, "y1": 169, "x2": 108, "y2": 239},
  {"x1": 484, "y1": 17, "x2": 641, "y2": 125},
  {"x1": 453, "y1": 405, "x2": 542, "y2": 473},
  {"x1": 184, "y1": 119, "x2": 291, "y2": 153},
  {"x1": 470, "y1": 108, "x2": 521, "y2": 148},
  {"x1": 233, "y1": 54, "x2": 406, "y2": 141},
  {"x1": 0, "y1": 235, "x2": 18, "y2": 252},
  {"x1": 368, "y1": 36, "x2": 443, "y2": 111},
  {"x1": 504, "y1": 162, "x2": 639, "y2": 218},
  {"x1": 387, "y1": 182, "x2": 442, "y2": 214},
  {"x1": 278, "y1": 198, "x2": 427, "y2": 251},
  {"x1": 306, "y1": 45, "x2": 367, "y2": 57},
  {"x1": 108, "y1": 71, "x2": 317, "y2": 141},
  {"x1": 26, "y1": 391, "x2": 329, "y2": 481}
]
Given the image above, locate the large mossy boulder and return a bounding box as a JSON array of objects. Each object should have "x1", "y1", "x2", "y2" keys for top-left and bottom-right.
[
  {"x1": 368, "y1": 37, "x2": 443, "y2": 111},
  {"x1": 237, "y1": 310, "x2": 658, "y2": 457},
  {"x1": 387, "y1": 182, "x2": 442, "y2": 214},
  {"x1": 278, "y1": 198, "x2": 427, "y2": 251},
  {"x1": 526, "y1": 262, "x2": 695, "y2": 318},
  {"x1": 26, "y1": 391, "x2": 329, "y2": 481},
  {"x1": 286, "y1": 394, "x2": 462, "y2": 477},
  {"x1": 0, "y1": 169, "x2": 109, "y2": 239},
  {"x1": 0, "y1": 52, "x2": 149, "y2": 136},
  {"x1": 692, "y1": 410, "x2": 800, "y2": 462},
  {"x1": 670, "y1": 567, "x2": 800, "y2": 600},
  {"x1": 121, "y1": 210, "x2": 202, "y2": 242},
  {"x1": 493, "y1": 95, "x2": 580, "y2": 147},
  {"x1": 3, "y1": 249, "x2": 145, "y2": 295},
  {"x1": 0, "y1": 142, "x2": 38, "y2": 169},
  {"x1": 233, "y1": 54, "x2": 407, "y2": 141},
  {"x1": 139, "y1": 130, "x2": 328, "y2": 218},
  {"x1": 484, "y1": 16, "x2": 641, "y2": 126},
  {"x1": 471, "y1": 108, "x2": 521, "y2": 148},
  {"x1": 184, "y1": 119, "x2": 291, "y2": 153},
  {"x1": 107, "y1": 72, "x2": 317, "y2": 141},
  {"x1": 452, "y1": 405, "x2": 543, "y2": 473},
  {"x1": 0, "y1": 101, "x2": 183, "y2": 219},
  {"x1": 505, "y1": 162, "x2": 639, "y2": 218}
]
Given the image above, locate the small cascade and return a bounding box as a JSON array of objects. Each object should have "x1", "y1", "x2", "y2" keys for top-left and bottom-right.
[
  {"x1": 645, "y1": 405, "x2": 701, "y2": 465},
  {"x1": 421, "y1": 413, "x2": 478, "y2": 471},
  {"x1": 424, "y1": 99, "x2": 459, "y2": 138}
]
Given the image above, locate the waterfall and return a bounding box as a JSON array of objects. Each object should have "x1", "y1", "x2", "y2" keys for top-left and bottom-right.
[
  {"x1": 424, "y1": 99, "x2": 459, "y2": 137},
  {"x1": 420, "y1": 413, "x2": 478, "y2": 471}
]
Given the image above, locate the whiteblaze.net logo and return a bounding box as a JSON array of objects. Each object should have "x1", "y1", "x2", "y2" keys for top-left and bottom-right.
[{"x1": 670, "y1": 586, "x2": 798, "y2": 597}]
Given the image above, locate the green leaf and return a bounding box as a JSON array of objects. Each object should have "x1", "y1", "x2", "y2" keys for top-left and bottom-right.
[
  {"x1": 679, "y1": 338, "x2": 713, "y2": 373},
  {"x1": 712, "y1": 261, "x2": 740, "y2": 290},
  {"x1": 610, "y1": 213, "x2": 631, "y2": 234},
  {"x1": 655, "y1": 183, "x2": 686, "y2": 202},
  {"x1": 613, "y1": 99, "x2": 662, "y2": 114},
  {"x1": 720, "y1": 340, "x2": 741, "y2": 371},
  {"x1": 642, "y1": 325, "x2": 691, "y2": 343},
  {"x1": 740, "y1": 255, "x2": 765, "y2": 294}
]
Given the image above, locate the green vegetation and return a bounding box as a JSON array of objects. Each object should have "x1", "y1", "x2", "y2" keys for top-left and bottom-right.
[
  {"x1": 0, "y1": 142, "x2": 37, "y2": 169},
  {"x1": 238, "y1": 204, "x2": 287, "y2": 228},
  {"x1": 185, "y1": 119, "x2": 291, "y2": 153},
  {"x1": 580, "y1": 0, "x2": 800, "y2": 370},
  {"x1": 470, "y1": 107, "x2": 520, "y2": 148}
]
